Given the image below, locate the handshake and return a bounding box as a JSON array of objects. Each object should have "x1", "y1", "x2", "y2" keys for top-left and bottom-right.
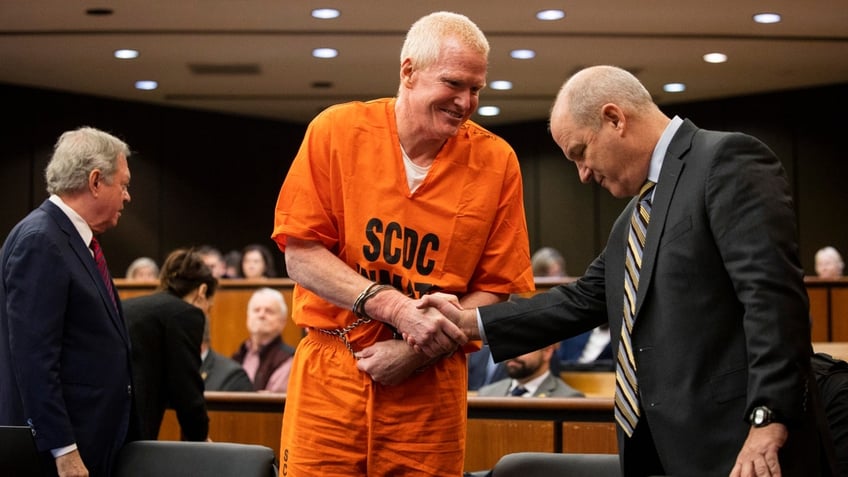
[{"x1": 388, "y1": 292, "x2": 479, "y2": 358}]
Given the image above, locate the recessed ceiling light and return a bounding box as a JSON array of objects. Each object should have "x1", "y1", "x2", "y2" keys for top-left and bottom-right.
[
  {"x1": 703, "y1": 52, "x2": 728, "y2": 64},
  {"x1": 489, "y1": 80, "x2": 513, "y2": 91},
  {"x1": 536, "y1": 9, "x2": 565, "y2": 21},
  {"x1": 510, "y1": 49, "x2": 536, "y2": 60},
  {"x1": 753, "y1": 12, "x2": 782, "y2": 24},
  {"x1": 135, "y1": 80, "x2": 158, "y2": 91},
  {"x1": 663, "y1": 83, "x2": 686, "y2": 93},
  {"x1": 478, "y1": 106, "x2": 500, "y2": 117},
  {"x1": 312, "y1": 48, "x2": 338, "y2": 59},
  {"x1": 114, "y1": 49, "x2": 139, "y2": 60},
  {"x1": 312, "y1": 8, "x2": 340, "y2": 20}
]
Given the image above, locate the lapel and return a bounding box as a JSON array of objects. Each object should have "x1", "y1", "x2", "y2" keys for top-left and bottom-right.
[
  {"x1": 634, "y1": 119, "x2": 697, "y2": 315},
  {"x1": 41, "y1": 200, "x2": 130, "y2": 346}
]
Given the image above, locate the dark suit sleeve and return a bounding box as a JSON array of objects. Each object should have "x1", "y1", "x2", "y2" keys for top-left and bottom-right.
[
  {"x1": 482, "y1": 252, "x2": 609, "y2": 363},
  {"x1": 165, "y1": 307, "x2": 209, "y2": 441},
  {"x1": 705, "y1": 132, "x2": 811, "y2": 423},
  {"x1": 5, "y1": 230, "x2": 78, "y2": 450}
]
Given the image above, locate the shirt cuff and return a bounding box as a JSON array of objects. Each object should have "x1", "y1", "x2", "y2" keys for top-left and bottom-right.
[
  {"x1": 51, "y1": 443, "x2": 77, "y2": 458},
  {"x1": 476, "y1": 308, "x2": 488, "y2": 344}
]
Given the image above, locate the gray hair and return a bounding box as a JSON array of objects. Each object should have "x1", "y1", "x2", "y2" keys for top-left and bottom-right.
[
  {"x1": 45, "y1": 126, "x2": 130, "y2": 195},
  {"x1": 554, "y1": 65, "x2": 656, "y2": 130},
  {"x1": 248, "y1": 287, "x2": 288, "y2": 316},
  {"x1": 399, "y1": 11, "x2": 489, "y2": 73}
]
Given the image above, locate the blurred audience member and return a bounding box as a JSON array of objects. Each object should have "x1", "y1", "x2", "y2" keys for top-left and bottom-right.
[
  {"x1": 531, "y1": 246, "x2": 567, "y2": 278},
  {"x1": 478, "y1": 344, "x2": 583, "y2": 398},
  {"x1": 241, "y1": 243, "x2": 277, "y2": 279},
  {"x1": 200, "y1": 317, "x2": 254, "y2": 392},
  {"x1": 232, "y1": 288, "x2": 294, "y2": 392},
  {"x1": 123, "y1": 248, "x2": 213, "y2": 441},
  {"x1": 197, "y1": 245, "x2": 227, "y2": 279},
  {"x1": 125, "y1": 256, "x2": 159, "y2": 281},
  {"x1": 223, "y1": 249, "x2": 242, "y2": 278},
  {"x1": 815, "y1": 246, "x2": 844, "y2": 279},
  {"x1": 468, "y1": 344, "x2": 507, "y2": 391}
]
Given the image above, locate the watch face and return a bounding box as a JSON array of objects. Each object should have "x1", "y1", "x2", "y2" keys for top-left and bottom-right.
[{"x1": 753, "y1": 408, "x2": 766, "y2": 425}]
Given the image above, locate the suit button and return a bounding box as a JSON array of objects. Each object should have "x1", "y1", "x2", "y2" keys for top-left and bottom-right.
[{"x1": 127, "y1": 385, "x2": 132, "y2": 396}]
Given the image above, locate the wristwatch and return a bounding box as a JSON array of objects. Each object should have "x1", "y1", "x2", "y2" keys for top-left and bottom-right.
[{"x1": 749, "y1": 406, "x2": 777, "y2": 427}]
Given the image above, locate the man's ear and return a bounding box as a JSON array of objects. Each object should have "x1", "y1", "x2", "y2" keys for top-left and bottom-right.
[
  {"x1": 601, "y1": 103, "x2": 625, "y2": 132},
  {"x1": 400, "y1": 58, "x2": 415, "y2": 88},
  {"x1": 88, "y1": 169, "x2": 102, "y2": 194}
]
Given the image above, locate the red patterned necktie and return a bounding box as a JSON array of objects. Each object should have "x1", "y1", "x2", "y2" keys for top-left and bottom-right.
[{"x1": 90, "y1": 237, "x2": 117, "y2": 311}]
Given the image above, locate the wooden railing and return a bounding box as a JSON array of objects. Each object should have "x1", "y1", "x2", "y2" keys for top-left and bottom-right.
[
  {"x1": 117, "y1": 276, "x2": 848, "y2": 356},
  {"x1": 158, "y1": 392, "x2": 617, "y2": 473}
]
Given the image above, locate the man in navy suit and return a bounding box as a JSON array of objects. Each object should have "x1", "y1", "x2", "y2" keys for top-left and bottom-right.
[
  {"x1": 422, "y1": 66, "x2": 834, "y2": 476},
  {"x1": 0, "y1": 127, "x2": 134, "y2": 476}
]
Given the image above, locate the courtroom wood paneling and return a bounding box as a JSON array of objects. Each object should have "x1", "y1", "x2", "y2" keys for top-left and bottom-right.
[
  {"x1": 807, "y1": 286, "x2": 831, "y2": 341},
  {"x1": 465, "y1": 419, "x2": 555, "y2": 472},
  {"x1": 561, "y1": 422, "x2": 618, "y2": 454},
  {"x1": 116, "y1": 278, "x2": 303, "y2": 357},
  {"x1": 831, "y1": 288, "x2": 848, "y2": 341}
]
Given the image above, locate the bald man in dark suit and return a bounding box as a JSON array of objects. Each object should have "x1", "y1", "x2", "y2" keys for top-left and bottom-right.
[{"x1": 423, "y1": 66, "x2": 835, "y2": 476}]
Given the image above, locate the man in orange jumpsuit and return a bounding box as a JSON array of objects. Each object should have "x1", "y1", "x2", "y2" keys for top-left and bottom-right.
[{"x1": 271, "y1": 11, "x2": 534, "y2": 476}]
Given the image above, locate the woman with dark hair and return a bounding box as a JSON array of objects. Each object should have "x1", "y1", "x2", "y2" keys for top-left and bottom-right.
[
  {"x1": 123, "y1": 248, "x2": 218, "y2": 441},
  {"x1": 240, "y1": 243, "x2": 277, "y2": 279}
]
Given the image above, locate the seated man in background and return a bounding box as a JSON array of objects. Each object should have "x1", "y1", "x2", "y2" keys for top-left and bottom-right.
[
  {"x1": 231, "y1": 287, "x2": 294, "y2": 392},
  {"x1": 815, "y1": 246, "x2": 844, "y2": 279},
  {"x1": 478, "y1": 344, "x2": 583, "y2": 398},
  {"x1": 200, "y1": 318, "x2": 254, "y2": 392}
]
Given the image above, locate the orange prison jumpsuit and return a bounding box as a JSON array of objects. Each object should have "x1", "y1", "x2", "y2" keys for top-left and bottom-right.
[{"x1": 272, "y1": 98, "x2": 534, "y2": 476}]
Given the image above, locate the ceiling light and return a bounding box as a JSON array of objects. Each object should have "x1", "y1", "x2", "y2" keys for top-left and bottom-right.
[
  {"x1": 489, "y1": 80, "x2": 513, "y2": 91},
  {"x1": 135, "y1": 80, "x2": 158, "y2": 91},
  {"x1": 477, "y1": 106, "x2": 500, "y2": 117},
  {"x1": 312, "y1": 8, "x2": 340, "y2": 19},
  {"x1": 703, "y1": 52, "x2": 728, "y2": 64},
  {"x1": 663, "y1": 83, "x2": 686, "y2": 93},
  {"x1": 753, "y1": 12, "x2": 782, "y2": 24},
  {"x1": 536, "y1": 9, "x2": 565, "y2": 21},
  {"x1": 114, "y1": 49, "x2": 139, "y2": 60},
  {"x1": 312, "y1": 48, "x2": 338, "y2": 59},
  {"x1": 510, "y1": 49, "x2": 536, "y2": 60}
]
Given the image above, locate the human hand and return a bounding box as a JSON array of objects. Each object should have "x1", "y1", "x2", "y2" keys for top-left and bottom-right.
[
  {"x1": 382, "y1": 292, "x2": 467, "y2": 358},
  {"x1": 355, "y1": 339, "x2": 435, "y2": 385},
  {"x1": 56, "y1": 449, "x2": 89, "y2": 477},
  {"x1": 729, "y1": 423, "x2": 787, "y2": 477}
]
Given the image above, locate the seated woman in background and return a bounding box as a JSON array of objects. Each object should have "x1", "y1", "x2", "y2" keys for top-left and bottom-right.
[
  {"x1": 125, "y1": 256, "x2": 159, "y2": 281},
  {"x1": 240, "y1": 243, "x2": 277, "y2": 279},
  {"x1": 123, "y1": 248, "x2": 217, "y2": 441}
]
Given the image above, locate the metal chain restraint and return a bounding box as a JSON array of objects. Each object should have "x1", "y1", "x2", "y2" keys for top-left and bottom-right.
[{"x1": 317, "y1": 282, "x2": 395, "y2": 356}]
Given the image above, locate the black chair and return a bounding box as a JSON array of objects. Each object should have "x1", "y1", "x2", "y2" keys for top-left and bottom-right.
[
  {"x1": 114, "y1": 440, "x2": 277, "y2": 477},
  {"x1": 490, "y1": 452, "x2": 621, "y2": 477},
  {"x1": 0, "y1": 425, "x2": 43, "y2": 477}
]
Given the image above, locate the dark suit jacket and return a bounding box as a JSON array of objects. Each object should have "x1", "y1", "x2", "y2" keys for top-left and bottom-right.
[
  {"x1": 480, "y1": 120, "x2": 831, "y2": 476},
  {"x1": 477, "y1": 372, "x2": 584, "y2": 398},
  {"x1": 124, "y1": 291, "x2": 209, "y2": 441},
  {"x1": 201, "y1": 349, "x2": 254, "y2": 392},
  {"x1": 0, "y1": 199, "x2": 133, "y2": 476}
]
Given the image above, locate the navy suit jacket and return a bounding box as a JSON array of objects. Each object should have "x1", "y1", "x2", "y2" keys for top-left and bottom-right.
[
  {"x1": 0, "y1": 199, "x2": 133, "y2": 476},
  {"x1": 480, "y1": 121, "x2": 831, "y2": 476}
]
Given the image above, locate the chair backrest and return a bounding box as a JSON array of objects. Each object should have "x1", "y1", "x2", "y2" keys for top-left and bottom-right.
[
  {"x1": 491, "y1": 452, "x2": 621, "y2": 477},
  {"x1": 115, "y1": 440, "x2": 277, "y2": 477},
  {"x1": 0, "y1": 425, "x2": 43, "y2": 477}
]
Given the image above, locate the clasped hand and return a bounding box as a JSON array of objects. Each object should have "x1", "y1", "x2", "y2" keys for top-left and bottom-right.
[{"x1": 393, "y1": 292, "x2": 467, "y2": 357}]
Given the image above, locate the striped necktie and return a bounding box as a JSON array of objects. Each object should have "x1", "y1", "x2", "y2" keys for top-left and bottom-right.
[
  {"x1": 90, "y1": 237, "x2": 118, "y2": 311},
  {"x1": 615, "y1": 180, "x2": 655, "y2": 437}
]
